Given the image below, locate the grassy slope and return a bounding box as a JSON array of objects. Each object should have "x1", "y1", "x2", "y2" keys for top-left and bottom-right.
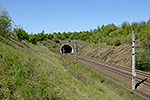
[{"x1": 0, "y1": 35, "x2": 144, "y2": 100}]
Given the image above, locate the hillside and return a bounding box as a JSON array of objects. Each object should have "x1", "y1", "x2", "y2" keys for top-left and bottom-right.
[
  {"x1": 80, "y1": 43, "x2": 131, "y2": 67},
  {"x1": 44, "y1": 39, "x2": 149, "y2": 73},
  {"x1": 0, "y1": 34, "x2": 146, "y2": 99},
  {"x1": 11, "y1": 21, "x2": 150, "y2": 72},
  {"x1": 0, "y1": 5, "x2": 148, "y2": 99}
]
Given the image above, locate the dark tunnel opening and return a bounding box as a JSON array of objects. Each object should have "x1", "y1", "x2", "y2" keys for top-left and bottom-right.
[{"x1": 61, "y1": 44, "x2": 73, "y2": 54}]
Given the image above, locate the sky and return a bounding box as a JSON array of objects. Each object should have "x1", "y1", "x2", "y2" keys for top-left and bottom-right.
[{"x1": 1, "y1": 0, "x2": 150, "y2": 34}]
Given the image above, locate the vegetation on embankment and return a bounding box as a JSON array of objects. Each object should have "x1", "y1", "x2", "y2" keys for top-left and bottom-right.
[
  {"x1": 0, "y1": 4, "x2": 147, "y2": 99},
  {"x1": 7, "y1": 14, "x2": 150, "y2": 72},
  {"x1": 0, "y1": 34, "x2": 145, "y2": 99},
  {"x1": 1, "y1": 2, "x2": 149, "y2": 72}
]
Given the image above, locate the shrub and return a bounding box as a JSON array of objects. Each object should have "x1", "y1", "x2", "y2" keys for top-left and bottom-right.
[
  {"x1": 113, "y1": 37, "x2": 121, "y2": 46},
  {"x1": 47, "y1": 45, "x2": 55, "y2": 52},
  {"x1": 29, "y1": 36, "x2": 37, "y2": 45},
  {"x1": 14, "y1": 28, "x2": 29, "y2": 41},
  {"x1": 109, "y1": 31, "x2": 118, "y2": 37},
  {"x1": 68, "y1": 39, "x2": 71, "y2": 42},
  {"x1": 125, "y1": 34, "x2": 132, "y2": 44},
  {"x1": 135, "y1": 50, "x2": 150, "y2": 72},
  {"x1": 0, "y1": 6, "x2": 12, "y2": 36}
]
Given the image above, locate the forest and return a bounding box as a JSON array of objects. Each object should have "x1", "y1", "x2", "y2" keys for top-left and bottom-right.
[{"x1": 0, "y1": 6, "x2": 150, "y2": 72}]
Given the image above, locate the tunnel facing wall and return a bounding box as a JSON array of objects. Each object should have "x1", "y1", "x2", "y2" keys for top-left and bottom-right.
[{"x1": 60, "y1": 44, "x2": 74, "y2": 54}]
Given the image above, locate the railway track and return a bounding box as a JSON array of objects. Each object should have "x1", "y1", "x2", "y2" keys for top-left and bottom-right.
[{"x1": 65, "y1": 53, "x2": 150, "y2": 99}]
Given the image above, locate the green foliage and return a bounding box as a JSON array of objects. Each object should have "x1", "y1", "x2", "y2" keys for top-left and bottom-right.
[
  {"x1": 47, "y1": 34, "x2": 53, "y2": 40},
  {"x1": 52, "y1": 43, "x2": 56, "y2": 48},
  {"x1": 103, "y1": 23, "x2": 117, "y2": 37},
  {"x1": 121, "y1": 34, "x2": 132, "y2": 44},
  {"x1": 0, "y1": 6, "x2": 12, "y2": 36},
  {"x1": 47, "y1": 45, "x2": 55, "y2": 52},
  {"x1": 68, "y1": 39, "x2": 71, "y2": 42},
  {"x1": 29, "y1": 35, "x2": 37, "y2": 45},
  {"x1": 112, "y1": 37, "x2": 121, "y2": 46},
  {"x1": 121, "y1": 21, "x2": 128, "y2": 29},
  {"x1": 109, "y1": 31, "x2": 118, "y2": 37},
  {"x1": 139, "y1": 21, "x2": 146, "y2": 30},
  {"x1": 13, "y1": 28, "x2": 29, "y2": 41},
  {"x1": 1, "y1": 3, "x2": 150, "y2": 72},
  {"x1": 135, "y1": 49, "x2": 150, "y2": 72},
  {"x1": 0, "y1": 4, "x2": 148, "y2": 98},
  {"x1": 130, "y1": 22, "x2": 139, "y2": 31},
  {"x1": 2, "y1": 37, "x2": 140, "y2": 100}
]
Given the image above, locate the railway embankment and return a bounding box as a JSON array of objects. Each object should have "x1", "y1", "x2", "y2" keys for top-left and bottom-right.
[{"x1": 1, "y1": 35, "x2": 146, "y2": 99}]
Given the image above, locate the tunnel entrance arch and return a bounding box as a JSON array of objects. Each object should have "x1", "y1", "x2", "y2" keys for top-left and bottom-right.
[{"x1": 60, "y1": 44, "x2": 74, "y2": 54}]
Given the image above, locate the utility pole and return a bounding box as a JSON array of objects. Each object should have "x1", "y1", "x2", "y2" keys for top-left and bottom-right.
[
  {"x1": 99, "y1": 38, "x2": 100, "y2": 60},
  {"x1": 78, "y1": 41, "x2": 80, "y2": 55},
  {"x1": 74, "y1": 39, "x2": 76, "y2": 61},
  {"x1": 63, "y1": 46, "x2": 65, "y2": 55},
  {"x1": 132, "y1": 31, "x2": 136, "y2": 90}
]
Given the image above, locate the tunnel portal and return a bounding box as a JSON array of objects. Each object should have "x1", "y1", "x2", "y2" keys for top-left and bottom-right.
[{"x1": 60, "y1": 44, "x2": 74, "y2": 54}]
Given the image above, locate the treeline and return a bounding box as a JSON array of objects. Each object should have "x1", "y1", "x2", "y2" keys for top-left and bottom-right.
[
  {"x1": 1, "y1": 3, "x2": 150, "y2": 47},
  {"x1": 1, "y1": 4, "x2": 149, "y2": 47},
  {"x1": 12, "y1": 20, "x2": 150, "y2": 47},
  {"x1": 0, "y1": 5, "x2": 150, "y2": 72},
  {"x1": 49, "y1": 21, "x2": 150, "y2": 47}
]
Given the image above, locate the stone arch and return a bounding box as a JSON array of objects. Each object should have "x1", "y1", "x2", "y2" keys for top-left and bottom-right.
[{"x1": 60, "y1": 44, "x2": 74, "y2": 54}]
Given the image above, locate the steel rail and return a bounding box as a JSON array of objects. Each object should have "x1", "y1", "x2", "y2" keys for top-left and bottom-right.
[
  {"x1": 65, "y1": 54, "x2": 149, "y2": 100},
  {"x1": 81, "y1": 55, "x2": 150, "y2": 79},
  {"x1": 76, "y1": 55, "x2": 150, "y2": 81},
  {"x1": 77, "y1": 56, "x2": 150, "y2": 87}
]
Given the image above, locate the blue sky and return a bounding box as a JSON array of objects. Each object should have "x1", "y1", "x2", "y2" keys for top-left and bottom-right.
[{"x1": 1, "y1": 0, "x2": 150, "y2": 34}]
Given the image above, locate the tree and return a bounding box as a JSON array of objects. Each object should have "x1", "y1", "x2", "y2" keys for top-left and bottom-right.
[
  {"x1": 112, "y1": 37, "x2": 121, "y2": 46},
  {"x1": 0, "y1": 5, "x2": 12, "y2": 36},
  {"x1": 147, "y1": 19, "x2": 150, "y2": 25},
  {"x1": 139, "y1": 21, "x2": 146, "y2": 29},
  {"x1": 47, "y1": 34, "x2": 53, "y2": 40},
  {"x1": 29, "y1": 34, "x2": 37, "y2": 45},
  {"x1": 13, "y1": 28, "x2": 29, "y2": 41},
  {"x1": 136, "y1": 49, "x2": 150, "y2": 71},
  {"x1": 101, "y1": 25, "x2": 105, "y2": 31},
  {"x1": 121, "y1": 21, "x2": 128, "y2": 29},
  {"x1": 39, "y1": 30, "x2": 46, "y2": 41},
  {"x1": 130, "y1": 21, "x2": 139, "y2": 31},
  {"x1": 103, "y1": 24, "x2": 117, "y2": 37},
  {"x1": 109, "y1": 31, "x2": 118, "y2": 37}
]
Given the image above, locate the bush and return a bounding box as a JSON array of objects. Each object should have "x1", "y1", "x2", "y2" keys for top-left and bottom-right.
[
  {"x1": 47, "y1": 45, "x2": 55, "y2": 52},
  {"x1": 125, "y1": 34, "x2": 132, "y2": 44},
  {"x1": 139, "y1": 38, "x2": 150, "y2": 48},
  {"x1": 109, "y1": 31, "x2": 118, "y2": 37},
  {"x1": 113, "y1": 37, "x2": 121, "y2": 46},
  {"x1": 135, "y1": 50, "x2": 150, "y2": 72},
  {"x1": 29, "y1": 36, "x2": 37, "y2": 45},
  {"x1": 0, "y1": 6, "x2": 12, "y2": 36},
  {"x1": 105, "y1": 37, "x2": 113, "y2": 45},
  {"x1": 68, "y1": 39, "x2": 71, "y2": 42},
  {"x1": 55, "y1": 40, "x2": 60, "y2": 43},
  {"x1": 14, "y1": 28, "x2": 29, "y2": 41}
]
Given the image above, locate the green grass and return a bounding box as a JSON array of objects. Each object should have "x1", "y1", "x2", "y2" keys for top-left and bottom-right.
[{"x1": 0, "y1": 35, "x2": 145, "y2": 99}]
